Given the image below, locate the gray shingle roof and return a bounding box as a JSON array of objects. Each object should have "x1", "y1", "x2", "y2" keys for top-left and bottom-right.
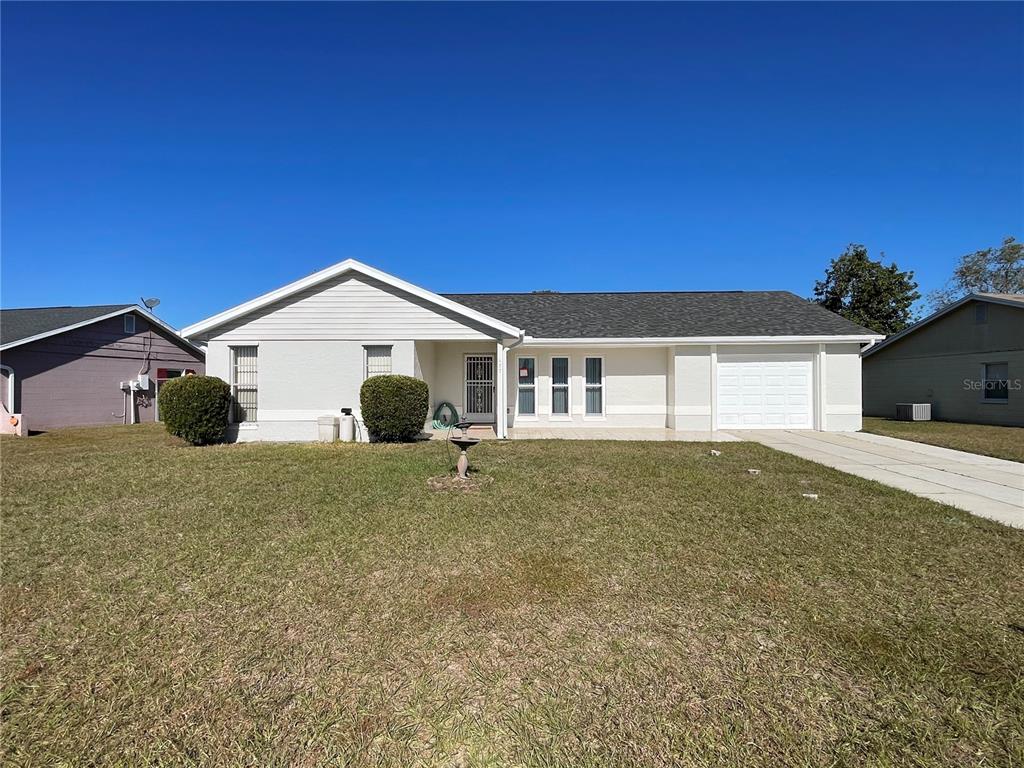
[
  {"x1": 976, "y1": 292, "x2": 1024, "y2": 306},
  {"x1": 0, "y1": 305, "x2": 134, "y2": 346},
  {"x1": 442, "y1": 291, "x2": 877, "y2": 338}
]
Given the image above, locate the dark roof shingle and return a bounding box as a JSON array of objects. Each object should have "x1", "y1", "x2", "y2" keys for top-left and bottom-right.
[
  {"x1": 0, "y1": 305, "x2": 133, "y2": 346},
  {"x1": 442, "y1": 291, "x2": 877, "y2": 338}
]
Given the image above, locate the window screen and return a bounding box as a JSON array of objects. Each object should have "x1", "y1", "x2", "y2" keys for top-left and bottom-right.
[
  {"x1": 365, "y1": 346, "x2": 393, "y2": 378},
  {"x1": 231, "y1": 346, "x2": 258, "y2": 422}
]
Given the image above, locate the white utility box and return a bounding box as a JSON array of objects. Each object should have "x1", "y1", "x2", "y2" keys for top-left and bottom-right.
[{"x1": 317, "y1": 415, "x2": 339, "y2": 442}]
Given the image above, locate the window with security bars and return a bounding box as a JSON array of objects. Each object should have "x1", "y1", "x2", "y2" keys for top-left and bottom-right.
[
  {"x1": 585, "y1": 357, "x2": 603, "y2": 416},
  {"x1": 364, "y1": 346, "x2": 393, "y2": 378},
  {"x1": 231, "y1": 346, "x2": 258, "y2": 422}
]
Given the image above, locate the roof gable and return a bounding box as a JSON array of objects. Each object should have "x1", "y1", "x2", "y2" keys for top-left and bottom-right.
[
  {"x1": 1, "y1": 305, "x2": 133, "y2": 347},
  {"x1": 181, "y1": 260, "x2": 523, "y2": 340},
  {"x1": 0, "y1": 304, "x2": 203, "y2": 355},
  {"x1": 862, "y1": 293, "x2": 1024, "y2": 357}
]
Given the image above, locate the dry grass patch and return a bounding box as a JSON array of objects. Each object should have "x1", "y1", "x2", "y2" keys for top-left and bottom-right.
[{"x1": 2, "y1": 424, "x2": 1022, "y2": 766}]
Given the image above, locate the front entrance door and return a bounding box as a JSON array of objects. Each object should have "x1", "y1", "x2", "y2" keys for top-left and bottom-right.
[{"x1": 464, "y1": 354, "x2": 495, "y2": 423}]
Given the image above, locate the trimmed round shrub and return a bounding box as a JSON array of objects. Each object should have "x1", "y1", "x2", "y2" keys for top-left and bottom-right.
[
  {"x1": 360, "y1": 374, "x2": 429, "y2": 442},
  {"x1": 159, "y1": 375, "x2": 232, "y2": 445}
]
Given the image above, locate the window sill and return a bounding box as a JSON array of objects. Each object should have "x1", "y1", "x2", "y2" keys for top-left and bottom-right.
[
  {"x1": 232, "y1": 423, "x2": 259, "y2": 430},
  {"x1": 515, "y1": 415, "x2": 538, "y2": 421},
  {"x1": 549, "y1": 415, "x2": 573, "y2": 421},
  {"x1": 583, "y1": 415, "x2": 606, "y2": 421}
]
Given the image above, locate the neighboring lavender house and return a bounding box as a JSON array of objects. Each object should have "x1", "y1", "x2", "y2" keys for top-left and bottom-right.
[{"x1": 0, "y1": 304, "x2": 205, "y2": 433}]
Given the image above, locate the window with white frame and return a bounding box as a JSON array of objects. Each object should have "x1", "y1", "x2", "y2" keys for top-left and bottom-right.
[
  {"x1": 983, "y1": 362, "x2": 1009, "y2": 401},
  {"x1": 551, "y1": 356, "x2": 569, "y2": 415},
  {"x1": 364, "y1": 345, "x2": 393, "y2": 378},
  {"x1": 124, "y1": 314, "x2": 136, "y2": 334},
  {"x1": 230, "y1": 346, "x2": 258, "y2": 422},
  {"x1": 585, "y1": 357, "x2": 604, "y2": 416},
  {"x1": 517, "y1": 357, "x2": 536, "y2": 416}
]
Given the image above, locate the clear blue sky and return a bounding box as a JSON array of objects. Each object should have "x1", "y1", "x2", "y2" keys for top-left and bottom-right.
[{"x1": 2, "y1": 2, "x2": 1021, "y2": 328}]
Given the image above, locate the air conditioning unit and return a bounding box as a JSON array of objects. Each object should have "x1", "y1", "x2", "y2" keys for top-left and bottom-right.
[{"x1": 895, "y1": 403, "x2": 931, "y2": 421}]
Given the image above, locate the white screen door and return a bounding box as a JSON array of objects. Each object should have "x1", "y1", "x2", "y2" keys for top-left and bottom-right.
[{"x1": 464, "y1": 355, "x2": 495, "y2": 422}]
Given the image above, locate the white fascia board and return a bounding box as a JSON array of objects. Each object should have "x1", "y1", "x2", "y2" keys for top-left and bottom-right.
[
  {"x1": 861, "y1": 293, "x2": 1023, "y2": 358},
  {"x1": 181, "y1": 259, "x2": 524, "y2": 340},
  {"x1": 0, "y1": 306, "x2": 205, "y2": 356},
  {"x1": 522, "y1": 334, "x2": 884, "y2": 348}
]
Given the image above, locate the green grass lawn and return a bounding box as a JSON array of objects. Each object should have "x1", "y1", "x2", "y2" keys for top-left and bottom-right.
[
  {"x1": 862, "y1": 416, "x2": 1024, "y2": 463},
  {"x1": 2, "y1": 425, "x2": 1023, "y2": 767}
]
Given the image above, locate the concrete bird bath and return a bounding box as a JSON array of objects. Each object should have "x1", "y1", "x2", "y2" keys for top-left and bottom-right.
[{"x1": 449, "y1": 421, "x2": 480, "y2": 479}]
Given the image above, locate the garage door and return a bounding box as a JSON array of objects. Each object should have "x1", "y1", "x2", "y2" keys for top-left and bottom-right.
[{"x1": 717, "y1": 355, "x2": 813, "y2": 429}]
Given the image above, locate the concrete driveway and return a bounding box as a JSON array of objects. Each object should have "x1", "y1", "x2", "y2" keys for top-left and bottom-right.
[{"x1": 733, "y1": 430, "x2": 1024, "y2": 528}]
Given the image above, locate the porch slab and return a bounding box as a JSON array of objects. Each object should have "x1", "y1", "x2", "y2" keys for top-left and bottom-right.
[
  {"x1": 426, "y1": 427, "x2": 741, "y2": 441},
  {"x1": 509, "y1": 427, "x2": 741, "y2": 441}
]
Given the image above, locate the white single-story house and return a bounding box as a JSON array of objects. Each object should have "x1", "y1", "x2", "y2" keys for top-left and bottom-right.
[{"x1": 181, "y1": 259, "x2": 882, "y2": 441}]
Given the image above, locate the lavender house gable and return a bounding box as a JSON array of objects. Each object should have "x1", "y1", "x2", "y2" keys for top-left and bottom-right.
[{"x1": 0, "y1": 305, "x2": 205, "y2": 431}]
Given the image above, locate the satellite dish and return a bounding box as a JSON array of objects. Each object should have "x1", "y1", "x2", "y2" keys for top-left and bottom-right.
[{"x1": 142, "y1": 297, "x2": 161, "y2": 310}]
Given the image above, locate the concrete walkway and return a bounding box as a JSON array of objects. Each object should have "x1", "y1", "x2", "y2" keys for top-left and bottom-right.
[{"x1": 734, "y1": 430, "x2": 1024, "y2": 528}]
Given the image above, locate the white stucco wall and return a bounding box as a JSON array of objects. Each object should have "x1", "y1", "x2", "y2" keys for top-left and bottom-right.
[
  {"x1": 506, "y1": 346, "x2": 668, "y2": 428},
  {"x1": 671, "y1": 345, "x2": 714, "y2": 430},
  {"x1": 207, "y1": 339, "x2": 418, "y2": 441},
  {"x1": 206, "y1": 336, "x2": 866, "y2": 440},
  {"x1": 824, "y1": 342, "x2": 864, "y2": 431}
]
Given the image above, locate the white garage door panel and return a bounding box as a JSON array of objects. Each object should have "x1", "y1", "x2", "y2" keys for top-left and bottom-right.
[{"x1": 717, "y1": 356, "x2": 813, "y2": 429}]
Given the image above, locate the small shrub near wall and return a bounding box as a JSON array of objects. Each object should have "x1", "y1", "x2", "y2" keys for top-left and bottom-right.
[
  {"x1": 159, "y1": 375, "x2": 232, "y2": 445},
  {"x1": 360, "y1": 375, "x2": 430, "y2": 442}
]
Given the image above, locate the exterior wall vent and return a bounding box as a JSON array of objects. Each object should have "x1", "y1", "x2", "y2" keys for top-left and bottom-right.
[{"x1": 895, "y1": 402, "x2": 931, "y2": 421}]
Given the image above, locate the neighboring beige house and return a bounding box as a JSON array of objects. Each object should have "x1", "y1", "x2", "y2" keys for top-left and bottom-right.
[
  {"x1": 862, "y1": 293, "x2": 1024, "y2": 426},
  {"x1": 181, "y1": 259, "x2": 881, "y2": 442}
]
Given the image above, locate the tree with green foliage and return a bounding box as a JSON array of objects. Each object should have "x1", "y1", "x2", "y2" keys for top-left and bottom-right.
[
  {"x1": 928, "y1": 236, "x2": 1023, "y2": 310},
  {"x1": 813, "y1": 244, "x2": 919, "y2": 335}
]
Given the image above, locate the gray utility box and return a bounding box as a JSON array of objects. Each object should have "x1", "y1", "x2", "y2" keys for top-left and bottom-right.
[{"x1": 895, "y1": 403, "x2": 931, "y2": 421}]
